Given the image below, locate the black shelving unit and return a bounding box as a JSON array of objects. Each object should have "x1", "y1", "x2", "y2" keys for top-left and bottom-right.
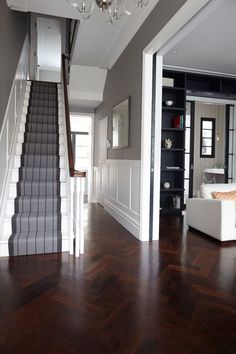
[{"x1": 161, "y1": 70, "x2": 186, "y2": 215}]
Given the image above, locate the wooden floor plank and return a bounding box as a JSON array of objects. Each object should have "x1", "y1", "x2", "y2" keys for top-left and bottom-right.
[{"x1": 0, "y1": 204, "x2": 236, "y2": 353}]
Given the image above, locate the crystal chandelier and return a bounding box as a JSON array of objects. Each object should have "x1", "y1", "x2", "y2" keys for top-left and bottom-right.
[{"x1": 66, "y1": 0, "x2": 148, "y2": 24}]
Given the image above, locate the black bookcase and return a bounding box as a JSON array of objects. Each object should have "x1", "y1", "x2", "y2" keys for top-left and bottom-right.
[{"x1": 161, "y1": 70, "x2": 186, "y2": 215}]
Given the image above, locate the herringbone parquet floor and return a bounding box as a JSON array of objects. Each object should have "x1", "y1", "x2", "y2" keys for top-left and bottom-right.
[{"x1": 0, "y1": 204, "x2": 236, "y2": 354}]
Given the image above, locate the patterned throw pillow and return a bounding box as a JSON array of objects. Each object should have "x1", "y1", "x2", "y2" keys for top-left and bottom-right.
[{"x1": 212, "y1": 190, "x2": 236, "y2": 202}]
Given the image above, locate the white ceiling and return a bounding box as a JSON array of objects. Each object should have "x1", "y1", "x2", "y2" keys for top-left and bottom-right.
[
  {"x1": 37, "y1": 17, "x2": 61, "y2": 71},
  {"x1": 72, "y1": 0, "x2": 159, "y2": 69},
  {"x1": 7, "y1": 0, "x2": 159, "y2": 70},
  {"x1": 6, "y1": 0, "x2": 81, "y2": 19},
  {"x1": 164, "y1": 0, "x2": 236, "y2": 76}
]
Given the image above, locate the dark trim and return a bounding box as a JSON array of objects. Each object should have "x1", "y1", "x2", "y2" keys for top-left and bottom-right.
[
  {"x1": 189, "y1": 101, "x2": 195, "y2": 198},
  {"x1": 225, "y1": 105, "x2": 230, "y2": 182},
  {"x1": 200, "y1": 117, "x2": 215, "y2": 158}
]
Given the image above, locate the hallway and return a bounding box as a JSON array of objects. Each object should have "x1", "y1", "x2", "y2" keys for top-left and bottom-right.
[{"x1": 0, "y1": 204, "x2": 236, "y2": 353}]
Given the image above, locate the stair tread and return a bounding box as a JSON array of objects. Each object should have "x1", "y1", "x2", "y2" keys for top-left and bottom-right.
[
  {"x1": 10, "y1": 196, "x2": 66, "y2": 201},
  {"x1": 5, "y1": 211, "x2": 67, "y2": 220},
  {"x1": 12, "y1": 211, "x2": 62, "y2": 217}
]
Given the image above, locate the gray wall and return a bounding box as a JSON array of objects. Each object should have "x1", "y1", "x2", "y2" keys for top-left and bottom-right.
[
  {"x1": 0, "y1": 2, "x2": 29, "y2": 131},
  {"x1": 95, "y1": 0, "x2": 188, "y2": 163}
]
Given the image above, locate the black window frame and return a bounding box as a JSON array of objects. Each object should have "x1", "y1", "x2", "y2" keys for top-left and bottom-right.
[{"x1": 200, "y1": 117, "x2": 215, "y2": 158}]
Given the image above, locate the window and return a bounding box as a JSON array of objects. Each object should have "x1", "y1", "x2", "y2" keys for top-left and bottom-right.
[{"x1": 200, "y1": 117, "x2": 215, "y2": 158}]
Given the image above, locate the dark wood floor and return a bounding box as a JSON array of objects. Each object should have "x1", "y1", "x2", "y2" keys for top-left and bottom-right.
[{"x1": 0, "y1": 204, "x2": 236, "y2": 354}]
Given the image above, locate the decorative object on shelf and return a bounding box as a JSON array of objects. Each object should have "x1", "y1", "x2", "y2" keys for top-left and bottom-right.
[
  {"x1": 112, "y1": 97, "x2": 130, "y2": 149},
  {"x1": 164, "y1": 138, "x2": 173, "y2": 149},
  {"x1": 163, "y1": 182, "x2": 170, "y2": 189},
  {"x1": 163, "y1": 77, "x2": 174, "y2": 87},
  {"x1": 66, "y1": 0, "x2": 149, "y2": 23},
  {"x1": 171, "y1": 195, "x2": 181, "y2": 209},
  {"x1": 165, "y1": 100, "x2": 174, "y2": 107},
  {"x1": 172, "y1": 114, "x2": 184, "y2": 128},
  {"x1": 166, "y1": 166, "x2": 180, "y2": 170}
]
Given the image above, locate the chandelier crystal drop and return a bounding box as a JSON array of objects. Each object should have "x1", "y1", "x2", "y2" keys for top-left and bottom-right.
[{"x1": 66, "y1": 0, "x2": 148, "y2": 23}]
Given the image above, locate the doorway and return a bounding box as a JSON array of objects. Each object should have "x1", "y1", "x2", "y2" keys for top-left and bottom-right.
[
  {"x1": 185, "y1": 100, "x2": 227, "y2": 200},
  {"x1": 70, "y1": 114, "x2": 93, "y2": 203},
  {"x1": 30, "y1": 14, "x2": 62, "y2": 82}
]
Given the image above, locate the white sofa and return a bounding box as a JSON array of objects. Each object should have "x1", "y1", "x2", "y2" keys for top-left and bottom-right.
[{"x1": 186, "y1": 183, "x2": 236, "y2": 241}]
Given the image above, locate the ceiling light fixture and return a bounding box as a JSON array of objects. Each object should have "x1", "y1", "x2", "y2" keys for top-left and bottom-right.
[{"x1": 66, "y1": 0, "x2": 148, "y2": 24}]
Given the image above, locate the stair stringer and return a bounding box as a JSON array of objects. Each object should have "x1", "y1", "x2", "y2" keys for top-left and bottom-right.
[
  {"x1": 58, "y1": 83, "x2": 71, "y2": 252},
  {"x1": 0, "y1": 82, "x2": 31, "y2": 257}
]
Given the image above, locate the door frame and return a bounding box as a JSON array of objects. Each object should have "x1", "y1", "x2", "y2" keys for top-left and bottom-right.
[
  {"x1": 97, "y1": 116, "x2": 108, "y2": 206},
  {"x1": 140, "y1": 0, "x2": 212, "y2": 241}
]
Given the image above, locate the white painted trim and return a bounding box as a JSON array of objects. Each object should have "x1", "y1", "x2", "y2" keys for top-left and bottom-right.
[
  {"x1": 187, "y1": 96, "x2": 236, "y2": 106},
  {"x1": 89, "y1": 114, "x2": 95, "y2": 203},
  {"x1": 104, "y1": 199, "x2": 140, "y2": 239},
  {"x1": 140, "y1": 0, "x2": 211, "y2": 241},
  {"x1": 152, "y1": 55, "x2": 163, "y2": 240},
  {"x1": 0, "y1": 36, "x2": 29, "y2": 240},
  {"x1": 140, "y1": 53, "x2": 153, "y2": 241},
  {"x1": 164, "y1": 65, "x2": 236, "y2": 79}
]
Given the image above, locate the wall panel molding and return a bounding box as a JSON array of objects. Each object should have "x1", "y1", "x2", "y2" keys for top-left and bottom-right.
[{"x1": 97, "y1": 159, "x2": 141, "y2": 239}]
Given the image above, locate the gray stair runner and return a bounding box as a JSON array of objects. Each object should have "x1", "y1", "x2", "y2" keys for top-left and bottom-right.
[{"x1": 9, "y1": 81, "x2": 62, "y2": 256}]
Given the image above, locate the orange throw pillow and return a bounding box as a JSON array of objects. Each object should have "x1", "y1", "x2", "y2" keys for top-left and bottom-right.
[{"x1": 212, "y1": 190, "x2": 236, "y2": 202}]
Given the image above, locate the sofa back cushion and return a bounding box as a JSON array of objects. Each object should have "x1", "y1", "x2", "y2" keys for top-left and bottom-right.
[{"x1": 200, "y1": 183, "x2": 236, "y2": 199}]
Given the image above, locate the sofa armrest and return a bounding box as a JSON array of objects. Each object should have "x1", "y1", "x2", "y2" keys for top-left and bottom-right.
[{"x1": 186, "y1": 198, "x2": 236, "y2": 241}]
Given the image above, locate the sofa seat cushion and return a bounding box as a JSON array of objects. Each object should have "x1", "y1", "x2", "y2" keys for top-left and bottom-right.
[{"x1": 200, "y1": 183, "x2": 236, "y2": 199}]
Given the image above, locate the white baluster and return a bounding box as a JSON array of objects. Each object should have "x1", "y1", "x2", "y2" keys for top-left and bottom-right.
[{"x1": 69, "y1": 178, "x2": 74, "y2": 255}]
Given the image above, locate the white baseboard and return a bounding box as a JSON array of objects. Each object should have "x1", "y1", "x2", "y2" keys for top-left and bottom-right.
[{"x1": 104, "y1": 198, "x2": 140, "y2": 239}]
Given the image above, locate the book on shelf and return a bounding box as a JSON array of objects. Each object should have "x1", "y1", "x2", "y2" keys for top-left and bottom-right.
[{"x1": 172, "y1": 114, "x2": 184, "y2": 128}]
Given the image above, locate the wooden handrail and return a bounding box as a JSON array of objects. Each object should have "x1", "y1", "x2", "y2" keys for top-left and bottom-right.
[{"x1": 62, "y1": 53, "x2": 86, "y2": 178}]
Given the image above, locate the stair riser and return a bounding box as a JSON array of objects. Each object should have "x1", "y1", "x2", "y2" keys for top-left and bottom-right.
[
  {"x1": 13, "y1": 155, "x2": 65, "y2": 168},
  {"x1": 0, "y1": 237, "x2": 69, "y2": 257},
  {"x1": 9, "y1": 183, "x2": 67, "y2": 198},
  {"x1": 28, "y1": 92, "x2": 63, "y2": 101},
  {"x1": 16, "y1": 143, "x2": 65, "y2": 156},
  {"x1": 20, "y1": 115, "x2": 63, "y2": 126},
  {"x1": 6, "y1": 198, "x2": 68, "y2": 215},
  {"x1": 22, "y1": 106, "x2": 64, "y2": 117},
  {"x1": 11, "y1": 168, "x2": 66, "y2": 182},
  {"x1": 17, "y1": 133, "x2": 64, "y2": 145},
  {"x1": 3, "y1": 215, "x2": 69, "y2": 236}
]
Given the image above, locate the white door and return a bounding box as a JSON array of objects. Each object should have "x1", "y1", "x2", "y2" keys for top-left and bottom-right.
[{"x1": 97, "y1": 117, "x2": 107, "y2": 206}]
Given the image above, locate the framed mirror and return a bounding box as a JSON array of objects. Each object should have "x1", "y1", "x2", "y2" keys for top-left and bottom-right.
[{"x1": 112, "y1": 97, "x2": 130, "y2": 149}]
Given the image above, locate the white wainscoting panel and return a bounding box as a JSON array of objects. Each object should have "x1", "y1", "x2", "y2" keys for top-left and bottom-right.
[
  {"x1": 97, "y1": 159, "x2": 141, "y2": 239},
  {"x1": 117, "y1": 163, "x2": 130, "y2": 208},
  {"x1": 108, "y1": 162, "x2": 117, "y2": 200},
  {"x1": 0, "y1": 35, "x2": 29, "y2": 252},
  {"x1": 130, "y1": 166, "x2": 140, "y2": 215}
]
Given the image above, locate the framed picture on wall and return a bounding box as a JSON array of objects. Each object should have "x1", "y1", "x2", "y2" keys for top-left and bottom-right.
[{"x1": 112, "y1": 97, "x2": 130, "y2": 149}]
